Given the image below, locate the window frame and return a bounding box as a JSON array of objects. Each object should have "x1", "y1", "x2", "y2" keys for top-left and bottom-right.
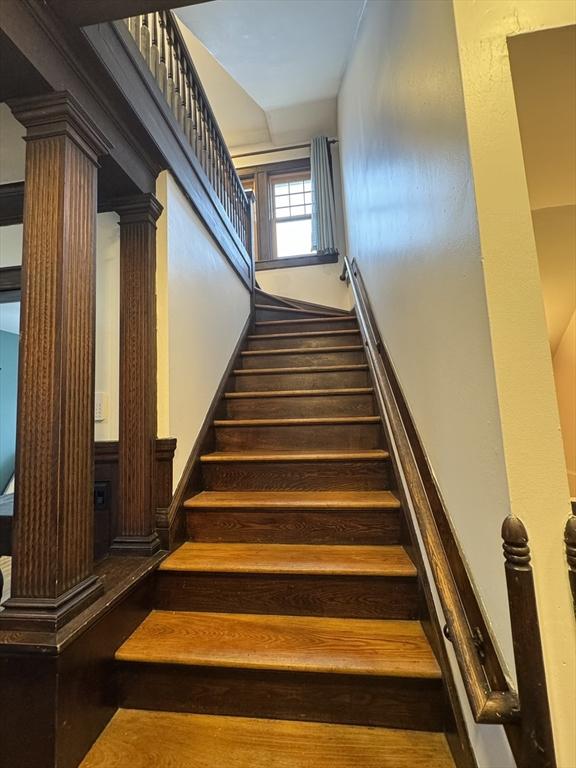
[{"x1": 270, "y1": 170, "x2": 314, "y2": 260}]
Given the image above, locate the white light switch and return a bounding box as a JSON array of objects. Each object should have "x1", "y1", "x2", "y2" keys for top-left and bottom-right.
[{"x1": 95, "y1": 391, "x2": 108, "y2": 422}]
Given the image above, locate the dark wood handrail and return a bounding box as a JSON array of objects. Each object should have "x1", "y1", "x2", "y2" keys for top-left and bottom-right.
[
  {"x1": 124, "y1": 11, "x2": 251, "y2": 254},
  {"x1": 345, "y1": 255, "x2": 557, "y2": 766}
]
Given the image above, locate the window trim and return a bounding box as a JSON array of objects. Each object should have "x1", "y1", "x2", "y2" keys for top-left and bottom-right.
[{"x1": 270, "y1": 170, "x2": 313, "y2": 260}]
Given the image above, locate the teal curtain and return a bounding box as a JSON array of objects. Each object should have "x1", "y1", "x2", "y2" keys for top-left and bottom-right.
[{"x1": 310, "y1": 136, "x2": 337, "y2": 254}]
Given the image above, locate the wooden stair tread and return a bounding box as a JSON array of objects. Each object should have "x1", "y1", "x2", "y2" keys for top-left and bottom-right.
[
  {"x1": 233, "y1": 364, "x2": 368, "y2": 375},
  {"x1": 225, "y1": 388, "x2": 374, "y2": 399},
  {"x1": 80, "y1": 709, "x2": 455, "y2": 768},
  {"x1": 160, "y1": 543, "x2": 416, "y2": 576},
  {"x1": 255, "y1": 303, "x2": 341, "y2": 318},
  {"x1": 184, "y1": 490, "x2": 401, "y2": 509},
  {"x1": 214, "y1": 416, "x2": 381, "y2": 427},
  {"x1": 242, "y1": 345, "x2": 364, "y2": 356},
  {"x1": 116, "y1": 611, "x2": 441, "y2": 679},
  {"x1": 255, "y1": 315, "x2": 357, "y2": 327},
  {"x1": 200, "y1": 450, "x2": 390, "y2": 463},
  {"x1": 248, "y1": 330, "x2": 360, "y2": 340},
  {"x1": 81, "y1": 709, "x2": 454, "y2": 768}
]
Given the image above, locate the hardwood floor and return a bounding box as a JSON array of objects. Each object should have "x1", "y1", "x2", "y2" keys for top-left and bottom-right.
[
  {"x1": 85, "y1": 293, "x2": 455, "y2": 766},
  {"x1": 80, "y1": 710, "x2": 455, "y2": 768}
]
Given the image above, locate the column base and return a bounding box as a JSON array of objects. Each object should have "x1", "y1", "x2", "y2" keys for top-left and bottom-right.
[
  {"x1": 110, "y1": 532, "x2": 161, "y2": 556},
  {"x1": 0, "y1": 574, "x2": 104, "y2": 632}
]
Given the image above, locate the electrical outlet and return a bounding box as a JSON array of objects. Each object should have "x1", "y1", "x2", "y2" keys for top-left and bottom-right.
[{"x1": 94, "y1": 391, "x2": 108, "y2": 422}]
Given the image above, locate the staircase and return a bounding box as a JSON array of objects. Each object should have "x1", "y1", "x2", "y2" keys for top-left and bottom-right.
[{"x1": 81, "y1": 293, "x2": 455, "y2": 767}]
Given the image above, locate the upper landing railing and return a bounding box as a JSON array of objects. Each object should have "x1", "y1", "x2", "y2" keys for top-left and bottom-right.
[{"x1": 125, "y1": 10, "x2": 251, "y2": 255}]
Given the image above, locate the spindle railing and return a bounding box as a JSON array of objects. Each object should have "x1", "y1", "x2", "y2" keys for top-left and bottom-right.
[{"x1": 125, "y1": 11, "x2": 251, "y2": 254}]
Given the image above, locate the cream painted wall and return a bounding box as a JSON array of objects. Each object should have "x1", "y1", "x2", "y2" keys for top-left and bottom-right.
[
  {"x1": 554, "y1": 311, "x2": 576, "y2": 497},
  {"x1": 257, "y1": 259, "x2": 352, "y2": 311},
  {"x1": 452, "y1": 3, "x2": 576, "y2": 767},
  {"x1": 156, "y1": 172, "x2": 251, "y2": 485},
  {"x1": 338, "y1": 1, "x2": 521, "y2": 765}
]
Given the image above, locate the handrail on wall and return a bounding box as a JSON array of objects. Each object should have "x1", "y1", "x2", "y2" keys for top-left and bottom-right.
[
  {"x1": 344, "y1": 255, "x2": 556, "y2": 768},
  {"x1": 124, "y1": 11, "x2": 251, "y2": 256}
]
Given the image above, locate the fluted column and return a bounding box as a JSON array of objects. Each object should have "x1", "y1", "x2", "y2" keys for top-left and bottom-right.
[
  {"x1": 1, "y1": 93, "x2": 110, "y2": 631},
  {"x1": 112, "y1": 194, "x2": 163, "y2": 554}
]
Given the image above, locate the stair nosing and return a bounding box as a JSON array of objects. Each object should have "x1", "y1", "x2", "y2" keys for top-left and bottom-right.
[
  {"x1": 241, "y1": 345, "x2": 364, "y2": 357},
  {"x1": 255, "y1": 316, "x2": 357, "y2": 327},
  {"x1": 184, "y1": 490, "x2": 402, "y2": 510},
  {"x1": 248, "y1": 330, "x2": 361, "y2": 341},
  {"x1": 200, "y1": 450, "x2": 390, "y2": 463},
  {"x1": 233, "y1": 364, "x2": 369, "y2": 376},
  {"x1": 213, "y1": 416, "x2": 381, "y2": 428},
  {"x1": 224, "y1": 388, "x2": 374, "y2": 399},
  {"x1": 255, "y1": 303, "x2": 342, "y2": 318}
]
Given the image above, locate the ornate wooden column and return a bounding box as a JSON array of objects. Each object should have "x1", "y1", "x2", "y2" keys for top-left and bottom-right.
[
  {"x1": 1, "y1": 92, "x2": 110, "y2": 631},
  {"x1": 112, "y1": 194, "x2": 163, "y2": 554}
]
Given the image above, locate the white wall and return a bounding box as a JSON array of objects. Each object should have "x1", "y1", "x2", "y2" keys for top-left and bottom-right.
[
  {"x1": 257, "y1": 260, "x2": 351, "y2": 311},
  {"x1": 338, "y1": 2, "x2": 514, "y2": 764},
  {"x1": 156, "y1": 172, "x2": 251, "y2": 485}
]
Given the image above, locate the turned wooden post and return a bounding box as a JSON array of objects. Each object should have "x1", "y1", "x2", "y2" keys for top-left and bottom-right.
[
  {"x1": 501, "y1": 516, "x2": 556, "y2": 768},
  {"x1": 1, "y1": 93, "x2": 110, "y2": 631},
  {"x1": 112, "y1": 194, "x2": 163, "y2": 554}
]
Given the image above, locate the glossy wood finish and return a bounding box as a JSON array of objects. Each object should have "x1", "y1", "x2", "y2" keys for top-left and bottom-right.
[
  {"x1": 214, "y1": 416, "x2": 383, "y2": 451},
  {"x1": 231, "y1": 364, "x2": 371, "y2": 391},
  {"x1": 117, "y1": 610, "x2": 440, "y2": 678},
  {"x1": 223, "y1": 388, "x2": 376, "y2": 418},
  {"x1": 253, "y1": 316, "x2": 358, "y2": 334},
  {"x1": 184, "y1": 489, "x2": 402, "y2": 510},
  {"x1": 113, "y1": 194, "x2": 163, "y2": 555},
  {"x1": 502, "y1": 516, "x2": 556, "y2": 768},
  {"x1": 0, "y1": 93, "x2": 110, "y2": 632},
  {"x1": 0, "y1": 182, "x2": 24, "y2": 227},
  {"x1": 80, "y1": 710, "x2": 455, "y2": 768},
  {"x1": 241, "y1": 346, "x2": 365, "y2": 369},
  {"x1": 160, "y1": 543, "x2": 416, "y2": 576},
  {"x1": 247, "y1": 329, "x2": 362, "y2": 350}
]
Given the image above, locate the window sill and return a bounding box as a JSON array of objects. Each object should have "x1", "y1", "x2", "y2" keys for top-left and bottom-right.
[{"x1": 255, "y1": 252, "x2": 339, "y2": 271}]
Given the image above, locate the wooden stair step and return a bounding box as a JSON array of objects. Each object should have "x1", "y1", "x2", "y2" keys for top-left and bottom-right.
[
  {"x1": 80, "y1": 710, "x2": 455, "y2": 768},
  {"x1": 159, "y1": 543, "x2": 416, "y2": 577},
  {"x1": 254, "y1": 317, "x2": 358, "y2": 335},
  {"x1": 199, "y1": 450, "x2": 392, "y2": 491},
  {"x1": 214, "y1": 416, "x2": 381, "y2": 427},
  {"x1": 223, "y1": 389, "x2": 377, "y2": 418},
  {"x1": 184, "y1": 489, "x2": 401, "y2": 509},
  {"x1": 231, "y1": 364, "x2": 371, "y2": 391},
  {"x1": 224, "y1": 387, "x2": 374, "y2": 399},
  {"x1": 116, "y1": 611, "x2": 441, "y2": 679},
  {"x1": 241, "y1": 346, "x2": 365, "y2": 370},
  {"x1": 156, "y1": 544, "x2": 419, "y2": 619},
  {"x1": 255, "y1": 303, "x2": 342, "y2": 321},
  {"x1": 247, "y1": 330, "x2": 362, "y2": 350},
  {"x1": 184, "y1": 491, "x2": 404, "y2": 546},
  {"x1": 255, "y1": 315, "x2": 358, "y2": 327}
]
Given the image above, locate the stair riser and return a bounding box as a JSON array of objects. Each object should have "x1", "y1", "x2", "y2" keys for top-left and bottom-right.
[
  {"x1": 117, "y1": 664, "x2": 444, "y2": 731},
  {"x1": 231, "y1": 369, "x2": 370, "y2": 391},
  {"x1": 155, "y1": 573, "x2": 419, "y2": 620},
  {"x1": 253, "y1": 319, "x2": 358, "y2": 334},
  {"x1": 186, "y1": 509, "x2": 403, "y2": 545},
  {"x1": 223, "y1": 394, "x2": 377, "y2": 419},
  {"x1": 242, "y1": 350, "x2": 365, "y2": 369},
  {"x1": 201, "y1": 459, "x2": 392, "y2": 491},
  {"x1": 214, "y1": 423, "x2": 383, "y2": 452},
  {"x1": 256, "y1": 308, "x2": 333, "y2": 322},
  {"x1": 247, "y1": 334, "x2": 363, "y2": 351}
]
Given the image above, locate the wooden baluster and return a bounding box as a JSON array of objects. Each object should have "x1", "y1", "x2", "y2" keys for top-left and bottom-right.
[
  {"x1": 501, "y1": 516, "x2": 556, "y2": 768},
  {"x1": 179, "y1": 54, "x2": 189, "y2": 135},
  {"x1": 173, "y1": 44, "x2": 183, "y2": 125},
  {"x1": 150, "y1": 12, "x2": 160, "y2": 80},
  {"x1": 157, "y1": 12, "x2": 168, "y2": 95},
  {"x1": 0, "y1": 93, "x2": 110, "y2": 631},
  {"x1": 183, "y1": 63, "x2": 194, "y2": 147},
  {"x1": 191, "y1": 80, "x2": 201, "y2": 158},
  {"x1": 139, "y1": 13, "x2": 151, "y2": 68},
  {"x1": 565, "y1": 514, "x2": 576, "y2": 615},
  {"x1": 165, "y1": 16, "x2": 176, "y2": 119}
]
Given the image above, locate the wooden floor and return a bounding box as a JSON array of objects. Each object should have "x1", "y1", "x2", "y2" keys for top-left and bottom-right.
[{"x1": 80, "y1": 710, "x2": 455, "y2": 768}]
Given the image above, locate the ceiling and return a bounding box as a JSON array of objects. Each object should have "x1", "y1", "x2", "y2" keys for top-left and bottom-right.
[{"x1": 176, "y1": 0, "x2": 365, "y2": 150}]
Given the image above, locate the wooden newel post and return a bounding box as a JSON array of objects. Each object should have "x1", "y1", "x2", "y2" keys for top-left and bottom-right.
[
  {"x1": 0, "y1": 92, "x2": 111, "y2": 631},
  {"x1": 112, "y1": 194, "x2": 163, "y2": 555},
  {"x1": 501, "y1": 516, "x2": 556, "y2": 768}
]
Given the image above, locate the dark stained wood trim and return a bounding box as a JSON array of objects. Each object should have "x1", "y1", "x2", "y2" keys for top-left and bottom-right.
[
  {"x1": 156, "y1": 313, "x2": 253, "y2": 550},
  {"x1": 502, "y1": 517, "x2": 556, "y2": 767},
  {"x1": 256, "y1": 252, "x2": 339, "y2": 271},
  {"x1": 0, "y1": 182, "x2": 24, "y2": 226},
  {"x1": 46, "y1": 0, "x2": 211, "y2": 27},
  {"x1": 82, "y1": 19, "x2": 252, "y2": 289},
  {"x1": 0, "y1": 266, "x2": 22, "y2": 303},
  {"x1": 564, "y1": 512, "x2": 576, "y2": 615},
  {"x1": 237, "y1": 158, "x2": 311, "y2": 179}
]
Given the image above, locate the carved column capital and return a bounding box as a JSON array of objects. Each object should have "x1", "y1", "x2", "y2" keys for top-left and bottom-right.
[
  {"x1": 8, "y1": 91, "x2": 112, "y2": 162},
  {"x1": 113, "y1": 193, "x2": 163, "y2": 226}
]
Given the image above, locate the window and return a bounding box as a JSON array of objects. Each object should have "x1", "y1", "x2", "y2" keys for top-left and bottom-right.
[{"x1": 272, "y1": 173, "x2": 314, "y2": 259}]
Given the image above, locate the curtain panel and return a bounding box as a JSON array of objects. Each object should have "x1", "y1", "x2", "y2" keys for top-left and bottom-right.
[{"x1": 311, "y1": 136, "x2": 337, "y2": 255}]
